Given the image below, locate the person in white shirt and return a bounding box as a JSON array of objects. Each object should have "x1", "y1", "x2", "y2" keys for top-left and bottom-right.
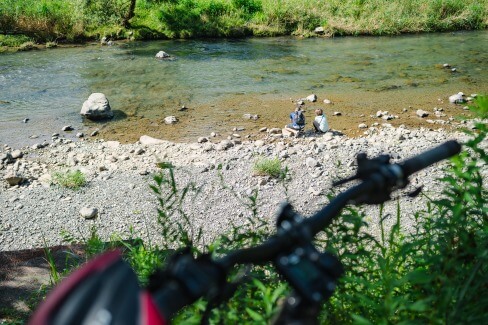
[{"x1": 313, "y1": 108, "x2": 329, "y2": 133}]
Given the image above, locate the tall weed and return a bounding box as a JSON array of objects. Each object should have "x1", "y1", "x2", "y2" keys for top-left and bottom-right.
[{"x1": 150, "y1": 162, "x2": 204, "y2": 251}]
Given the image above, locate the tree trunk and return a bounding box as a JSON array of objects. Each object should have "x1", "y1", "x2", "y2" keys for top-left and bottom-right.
[{"x1": 123, "y1": 0, "x2": 136, "y2": 27}]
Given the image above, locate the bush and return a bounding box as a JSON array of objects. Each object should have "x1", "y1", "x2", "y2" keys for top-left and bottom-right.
[
  {"x1": 45, "y1": 41, "x2": 57, "y2": 48},
  {"x1": 0, "y1": 34, "x2": 33, "y2": 47},
  {"x1": 252, "y1": 156, "x2": 283, "y2": 178},
  {"x1": 52, "y1": 169, "x2": 86, "y2": 189},
  {"x1": 321, "y1": 96, "x2": 488, "y2": 323},
  {"x1": 17, "y1": 41, "x2": 36, "y2": 51}
]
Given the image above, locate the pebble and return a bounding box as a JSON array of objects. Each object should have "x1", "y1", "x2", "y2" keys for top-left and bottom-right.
[
  {"x1": 416, "y1": 110, "x2": 429, "y2": 117},
  {"x1": 80, "y1": 207, "x2": 98, "y2": 219}
]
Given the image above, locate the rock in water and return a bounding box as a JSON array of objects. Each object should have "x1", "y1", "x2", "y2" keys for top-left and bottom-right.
[
  {"x1": 164, "y1": 116, "x2": 178, "y2": 124},
  {"x1": 243, "y1": 113, "x2": 259, "y2": 120},
  {"x1": 416, "y1": 110, "x2": 429, "y2": 118},
  {"x1": 155, "y1": 51, "x2": 170, "y2": 59},
  {"x1": 80, "y1": 93, "x2": 114, "y2": 120},
  {"x1": 449, "y1": 92, "x2": 466, "y2": 104},
  {"x1": 306, "y1": 94, "x2": 317, "y2": 102}
]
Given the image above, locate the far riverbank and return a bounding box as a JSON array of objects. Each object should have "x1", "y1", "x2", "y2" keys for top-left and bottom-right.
[{"x1": 1, "y1": 0, "x2": 487, "y2": 50}]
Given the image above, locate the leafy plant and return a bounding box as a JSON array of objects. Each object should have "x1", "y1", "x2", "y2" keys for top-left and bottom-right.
[
  {"x1": 0, "y1": 34, "x2": 33, "y2": 47},
  {"x1": 43, "y1": 245, "x2": 61, "y2": 285},
  {"x1": 52, "y1": 169, "x2": 86, "y2": 189},
  {"x1": 150, "y1": 162, "x2": 204, "y2": 252},
  {"x1": 320, "y1": 96, "x2": 488, "y2": 324},
  {"x1": 252, "y1": 156, "x2": 284, "y2": 178}
]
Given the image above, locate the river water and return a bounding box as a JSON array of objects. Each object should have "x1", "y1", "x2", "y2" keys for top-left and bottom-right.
[{"x1": 0, "y1": 31, "x2": 487, "y2": 146}]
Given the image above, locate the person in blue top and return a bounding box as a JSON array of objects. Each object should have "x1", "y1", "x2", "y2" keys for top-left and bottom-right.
[{"x1": 287, "y1": 107, "x2": 306, "y2": 131}]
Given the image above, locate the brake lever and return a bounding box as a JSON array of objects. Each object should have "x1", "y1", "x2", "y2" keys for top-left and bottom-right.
[
  {"x1": 333, "y1": 153, "x2": 391, "y2": 187},
  {"x1": 406, "y1": 186, "x2": 423, "y2": 198}
]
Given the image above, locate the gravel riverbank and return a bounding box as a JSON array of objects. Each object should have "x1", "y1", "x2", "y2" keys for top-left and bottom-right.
[{"x1": 0, "y1": 124, "x2": 481, "y2": 252}]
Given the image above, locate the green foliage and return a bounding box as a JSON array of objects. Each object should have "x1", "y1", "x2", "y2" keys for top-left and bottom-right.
[
  {"x1": 156, "y1": 0, "x2": 251, "y2": 38},
  {"x1": 319, "y1": 96, "x2": 488, "y2": 324},
  {"x1": 2, "y1": 0, "x2": 486, "y2": 43},
  {"x1": 0, "y1": 0, "x2": 84, "y2": 41},
  {"x1": 60, "y1": 225, "x2": 168, "y2": 286},
  {"x1": 83, "y1": 0, "x2": 132, "y2": 27},
  {"x1": 43, "y1": 249, "x2": 61, "y2": 286},
  {"x1": 52, "y1": 169, "x2": 86, "y2": 189},
  {"x1": 245, "y1": 279, "x2": 286, "y2": 322},
  {"x1": 0, "y1": 34, "x2": 33, "y2": 47},
  {"x1": 252, "y1": 156, "x2": 284, "y2": 178},
  {"x1": 232, "y1": 0, "x2": 262, "y2": 15}
]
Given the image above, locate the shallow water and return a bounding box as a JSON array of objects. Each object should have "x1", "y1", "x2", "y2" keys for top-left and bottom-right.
[{"x1": 0, "y1": 31, "x2": 487, "y2": 146}]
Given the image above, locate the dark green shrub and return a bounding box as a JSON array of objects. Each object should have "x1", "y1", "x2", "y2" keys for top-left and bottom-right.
[{"x1": 232, "y1": 0, "x2": 262, "y2": 15}]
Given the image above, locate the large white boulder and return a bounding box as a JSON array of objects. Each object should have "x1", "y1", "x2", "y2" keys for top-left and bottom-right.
[{"x1": 80, "y1": 93, "x2": 113, "y2": 120}]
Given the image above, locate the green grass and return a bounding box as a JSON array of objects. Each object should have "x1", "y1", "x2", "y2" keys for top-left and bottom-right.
[
  {"x1": 0, "y1": 34, "x2": 32, "y2": 47},
  {"x1": 52, "y1": 169, "x2": 86, "y2": 189},
  {"x1": 252, "y1": 156, "x2": 283, "y2": 178},
  {"x1": 0, "y1": 0, "x2": 486, "y2": 46}
]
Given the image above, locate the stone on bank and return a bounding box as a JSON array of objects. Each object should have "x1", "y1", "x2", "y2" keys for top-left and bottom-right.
[{"x1": 80, "y1": 207, "x2": 98, "y2": 219}]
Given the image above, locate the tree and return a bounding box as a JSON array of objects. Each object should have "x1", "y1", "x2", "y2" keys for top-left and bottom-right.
[{"x1": 123, "y1": 0, "x2": 136, "y2": 27}]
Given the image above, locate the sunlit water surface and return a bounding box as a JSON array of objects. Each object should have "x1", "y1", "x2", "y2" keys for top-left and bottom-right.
[{"x1": 0, "y1": 31, "x2": 487, "y2": 146}]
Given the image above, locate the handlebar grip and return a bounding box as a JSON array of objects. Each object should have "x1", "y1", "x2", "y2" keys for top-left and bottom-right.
[{"x1": 400, "y1": 140, "x2": 461, "y2": 177}]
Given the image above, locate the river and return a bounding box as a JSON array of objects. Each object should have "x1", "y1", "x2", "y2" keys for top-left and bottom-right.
[{"x1": 0, "y1": 30, "x2": 487, "y2": 147}]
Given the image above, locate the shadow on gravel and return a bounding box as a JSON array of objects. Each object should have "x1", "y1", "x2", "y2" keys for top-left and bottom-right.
[{"x1": 0, "y1": 245, "x2": 84, "y2": 322}]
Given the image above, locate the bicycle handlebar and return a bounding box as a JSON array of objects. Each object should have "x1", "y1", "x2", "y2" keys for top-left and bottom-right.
[{"x1": 400, "y1": 140, "x2": 461, "y2": 177}]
